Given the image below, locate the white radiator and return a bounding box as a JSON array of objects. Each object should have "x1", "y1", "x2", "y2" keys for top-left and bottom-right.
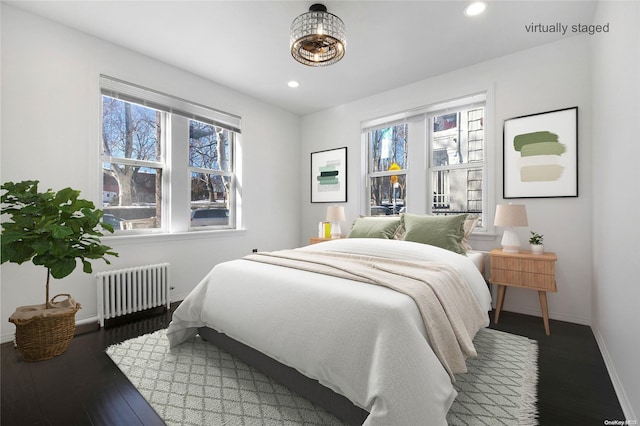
[{"x1": 96, "y1": 263, "x2": 170, "y2": 327}]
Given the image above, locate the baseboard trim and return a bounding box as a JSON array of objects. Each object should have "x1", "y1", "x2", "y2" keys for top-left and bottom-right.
[
  {"x1": 2, "y1": 302, "x2": 180, "y2": 345},
  {"x1": 592, "y1": 326, "x2": 637, "y2": 422},
  {"x1": 1, "y1": 315, "x2": 101, "y2": 344},
  {"x1": 76, "y1": 316, "x2": 99, "y2": 325},
  {"x1": 489, "y1": 287, "x2": 591, "y2": 326},
  {"x1": 496, "y1": 302, "x2": 590, "y2": 326}
]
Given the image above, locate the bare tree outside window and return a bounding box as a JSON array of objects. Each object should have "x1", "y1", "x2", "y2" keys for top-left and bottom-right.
[
  {"x1": 101, "y1": 96, "x2": 164, "y2": 230},
  {"x1": 367, "y1": 123, "x2": 408, "y2": 214},
  {"x1": 363, "y1": 97, "x2": 485, "y2": 228},
  {"x1": 189, "y1": 120, "x2": 234, "y2": 228},
  {"x1": 100, "y1": 76, "x2": 240, "y2": 233}
]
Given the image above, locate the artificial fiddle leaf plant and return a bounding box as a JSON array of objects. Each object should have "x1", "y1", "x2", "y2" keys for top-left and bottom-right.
[
  {"x1": 1, "y1": 180, "x2": 119, "y2": 308},
  {"x1": 528, "y1": 231, "x2": 544, "y2": 245}
]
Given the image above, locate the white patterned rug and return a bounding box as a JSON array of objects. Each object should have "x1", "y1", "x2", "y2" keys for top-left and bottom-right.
[{"x1": 107, "y1": 327, "x2": 538, "y2": 426}]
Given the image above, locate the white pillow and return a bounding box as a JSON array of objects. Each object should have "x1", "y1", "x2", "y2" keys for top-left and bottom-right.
[{"x1": 461, "y1": 215, "x2": 480, "y2": 251}]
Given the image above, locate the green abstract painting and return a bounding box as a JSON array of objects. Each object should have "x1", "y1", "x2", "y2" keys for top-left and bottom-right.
[{"x1": 503, "y1": 107, "x2": 578, "y2": 198}]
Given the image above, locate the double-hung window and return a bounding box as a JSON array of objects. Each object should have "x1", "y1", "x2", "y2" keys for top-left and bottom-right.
[
  {"x1": 430, "y1": 103, "x2": 486, "y2": 226},
  {"x1": 364, "y1": 121, "x2": 408, "y2": 216},
  {"x1": 363, "y1": 93, "x2": 487, "y2": 229},
  {"x1": 188, "y1": 120, "x2": 234, "y2": 228},
  {"x1": 100, "y1": 75, "x2": 241, "y2": 233},
  {"x1": 101, "y1": 94, "x2": 166, "y2": 230}
]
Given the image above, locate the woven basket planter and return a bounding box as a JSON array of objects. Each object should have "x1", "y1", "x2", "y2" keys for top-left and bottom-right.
[{"x1": 9, "y1": 294, "x2": 80, "y2": 362}]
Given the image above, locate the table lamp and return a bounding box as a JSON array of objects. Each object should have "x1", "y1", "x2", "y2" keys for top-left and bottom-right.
[
  {"x1": 326, "y1": 205, "x2": 345, "y2": 239},
  {"x1": 494, "y1": 204, "x2": 528, "y2": 253}
]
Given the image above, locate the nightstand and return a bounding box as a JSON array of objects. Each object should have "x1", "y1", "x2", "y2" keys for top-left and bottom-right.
[
  {"x1": 489, "y1": 248, "x2": 558, "y2": 335},
  {"x1": 309, "y1": 237, "x2": 341, "y2": 244}
]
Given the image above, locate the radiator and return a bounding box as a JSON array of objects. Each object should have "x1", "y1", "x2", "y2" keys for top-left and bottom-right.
[{"x1": 96, "y1": 263, "x2": 170, "y2": 327}]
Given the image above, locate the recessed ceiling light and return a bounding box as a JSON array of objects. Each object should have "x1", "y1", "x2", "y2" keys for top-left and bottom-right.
[
  {"x1": 288, "y1": 80, "x2": 300, "y2": 88},
  {"x1": 464, "y1": 2, "x2": 487, "y2": 17}
]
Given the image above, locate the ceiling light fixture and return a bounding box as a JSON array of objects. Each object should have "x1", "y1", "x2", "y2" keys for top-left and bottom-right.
[
  {"x1": 288, "y1": 80, "x2": 300, "y2": 88},
  {"x1": 464, "y1": 1, "x2": 487, "y2": 17},
  {"x1": 290, "y1": 3, "x2": 346, "y2": 67}
]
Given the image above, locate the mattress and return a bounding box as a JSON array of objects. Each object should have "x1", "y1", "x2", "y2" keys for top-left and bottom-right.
[{"x1": 467, "y1": 250, "x2": 486, "y2": 275}]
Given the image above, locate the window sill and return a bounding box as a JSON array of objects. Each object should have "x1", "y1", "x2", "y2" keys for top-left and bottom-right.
[
  {"x1": 469, "y1": 231, "x2": 498, "y2": 241},
  {"x1": 103, "y1": 228, "x2": 247, "y2": 245}
]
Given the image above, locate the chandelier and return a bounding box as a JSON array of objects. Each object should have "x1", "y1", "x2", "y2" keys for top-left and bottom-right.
[{"x1": 290, "y1": 3, "x2": 346, "y2": 67}]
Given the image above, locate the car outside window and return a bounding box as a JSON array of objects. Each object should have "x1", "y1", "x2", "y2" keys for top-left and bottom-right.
[{"x1": 100, "y1": 75, "x2": 241, "y2": 234}]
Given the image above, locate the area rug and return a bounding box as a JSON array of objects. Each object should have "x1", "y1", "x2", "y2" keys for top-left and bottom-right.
[{"x1": 107, "y1": 327, "x2": 538, "y2": 426}]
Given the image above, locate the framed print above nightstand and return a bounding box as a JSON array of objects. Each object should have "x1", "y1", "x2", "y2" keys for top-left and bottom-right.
[
  {"x1": 311, "y1": 147, "x2": 347, "y2": 203},
  {"x1": 503, "y1": 106, "x2": 578, "y2": 199}
]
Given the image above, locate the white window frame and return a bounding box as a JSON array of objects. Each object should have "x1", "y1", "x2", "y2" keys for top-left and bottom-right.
[
  {"x1": 187, "y1": 123, "x2": 236, "y2": 230},
  {"x1": 100, "y1": 75, "x2": 241, "y2": 235},
  {"x1": 427, "y1": 101, "x2": 487, "y2": 231},
  {"x1": 363, "y1": 121, "x2": 409, "y2": 216},
  {"x1": 361, "y1": 92, "x2": 490, "y2": 233}
]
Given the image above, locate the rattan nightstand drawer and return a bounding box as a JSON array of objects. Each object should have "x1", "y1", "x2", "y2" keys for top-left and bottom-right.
[
  {"x1": 490, "y1": 256, "x2": 555, "y2": 275},
  {"x1": 490, "y1": 268, "x2": 556, "y2": 291},
  {"x1": 489, "y1": 248, "x2": 559, "y2": 335}
]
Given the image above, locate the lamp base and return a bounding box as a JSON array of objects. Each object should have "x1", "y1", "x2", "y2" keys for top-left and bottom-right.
[
  {"x1": 501, "y1": 228, "x2": 521, "y2": 253},
  {"x1": 330, "y1": 222, "x2": 342, "y2": 239},
  {"x1": 501, "y1": 245, "x2": 520, "y2": 254}
]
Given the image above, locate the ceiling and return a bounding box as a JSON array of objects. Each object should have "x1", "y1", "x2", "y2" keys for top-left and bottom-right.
[{"x1": 6, "y1": 1, "x2": 598, "y2": 116}]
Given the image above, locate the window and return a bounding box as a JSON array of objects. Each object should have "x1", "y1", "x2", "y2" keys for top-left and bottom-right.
[
  {"x1": 100, "y1": 76, "x2": 241, "y2": 233},
  {"x1": 189, "y1": 120, "x2": 235, "y2": 228},
  {"x1": 430, "y1": 105, "x2": 485, "y2": 226},
  {"x1": 365, "y1": 123, "x2": 408, "y2": 215},
  {"x1": 101, "y1": 97, "x2": 166, "y2": 230},
  {"x1": 363, "y1": 93, "x2": 487, "y2": 229}
]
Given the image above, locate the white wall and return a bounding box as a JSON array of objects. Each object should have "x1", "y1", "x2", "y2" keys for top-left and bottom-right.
[
  {"x1": 591, "y1": 2, "x2": 640, "y2": 421},
  {"x1": 300, "y1": 35, "x2": 593, "y2": 326},
  {"x1": 0, "y1": 4, "x2": 301, "y2": 342}
]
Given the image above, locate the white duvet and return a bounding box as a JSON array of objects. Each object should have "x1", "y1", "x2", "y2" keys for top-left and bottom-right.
[{"x1": 167, "y1": 239, "x2": 492, "y2": 426}]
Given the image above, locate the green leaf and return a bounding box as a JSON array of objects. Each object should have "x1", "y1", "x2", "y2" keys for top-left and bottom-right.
[
  {"x1": 32, "y1": 240, "x2": 52, "y2": 255},
  {"x1": 52, "y1": 226, "x2": 74, "y2": 239},
  {"x1": 1, "y1": 245, "x2": 16, "y2": 263},
  {"x1": 82, "y1": 260, "x2": 92, "y2": 274},
  {"x1": 50, "y1": 258, "x2": 77, "y2": 279},
  {"x1": 100, "y1": 222, "x2": 114, "y2": 233},
  {"x1": 0, "y1": 230, "x2": 24, "y2": 245},
  {"x1": 53, "y1": 187, "x2": 77, "y2": 206},
  {"x1": 6, "y1": 244, "x2": 36, "y2": 264}
]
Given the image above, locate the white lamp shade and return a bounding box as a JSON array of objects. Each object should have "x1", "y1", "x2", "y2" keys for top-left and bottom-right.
[
  {"x1": 326, "y1": 206, "x2": 345, "y2": 222},
  {"x1": 494, "y1": 204, "x2": 528, "y2": 227},
  {"x1": 494, "y1": 204, "x2": 528, "y2": 253},
  {"x1": 326, "y1": 205, "x2": 345, "y2": 238}
]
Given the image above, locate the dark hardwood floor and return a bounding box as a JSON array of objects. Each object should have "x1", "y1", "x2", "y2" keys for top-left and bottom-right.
[
  {"x1": 489, "y1": 310, "x2": 625, "y2": 426},
  {"x1": 1, "y1": 307, "x2": 625, "y2": 426}
]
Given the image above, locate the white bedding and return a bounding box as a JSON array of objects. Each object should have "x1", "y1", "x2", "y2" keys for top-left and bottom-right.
[
  {"x1": 167, "y1": 239, "x2": 492, "y2": 426},
  {"x1": 467, "y1": 250, "x2": 485, "y2": 275}
]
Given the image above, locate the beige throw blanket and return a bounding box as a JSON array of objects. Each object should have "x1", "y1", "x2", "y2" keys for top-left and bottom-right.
[{"x1": 244, "y1": 250, "x2": 487, "y2": 379}]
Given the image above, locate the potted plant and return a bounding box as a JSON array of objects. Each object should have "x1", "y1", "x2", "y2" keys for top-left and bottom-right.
[
  {"x1": 529, "y1": 231, "x2": 544, "y2": 255},
  {"x1": 1, "y1": 180, "x2": 118, "y2": 361}
]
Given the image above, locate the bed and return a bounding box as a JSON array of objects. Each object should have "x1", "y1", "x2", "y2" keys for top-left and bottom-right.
[{"x1": 167, "y1": 233, "x2": 492, "y2": 426}]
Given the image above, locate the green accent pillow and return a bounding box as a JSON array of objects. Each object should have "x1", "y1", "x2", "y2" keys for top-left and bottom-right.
[
  {"x1": 346, "y1": 217, "x2": 402, "y2": 239},
  {"x1": 400, "y1": 213, "x2": 468, "y2": 254}
]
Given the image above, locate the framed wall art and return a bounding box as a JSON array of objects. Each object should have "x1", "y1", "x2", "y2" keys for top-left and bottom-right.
[
  {"x1": 503, "y1": 106, "x2": 578, "y2": 198},
  {"x1": 311, "y1": 147, "x2": 347, "y2": 203}
]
